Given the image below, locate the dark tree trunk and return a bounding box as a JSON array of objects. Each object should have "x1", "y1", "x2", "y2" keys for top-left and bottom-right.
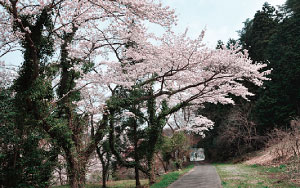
[
  {"x1": 146, "y1": 126, "x2": 160, "y2": 185},
  {"x1": 65, "y1": 153, "x2": 87, "y2": 188},
  {"x1": 135, "y1": 166, "x2": 141, "y2": 188},
  {"x1": 102, "y1": 167, "x2": 108, "y2": 188},
  {"x1": 147, "y1": 157, "x2": 156, "y2": 185},
  {"x1": 147, "y1": 92, "x2": 158, "y2": 185},
  {"x1": 68, "y1": 165, "x2": 86, "y2": 188},
  {"x1": 157, "y1": 153, "x2": 168, "y2": 173},
  {"x1": 133, "y1": 121, "x2": 141, "y2": 187},
  {"x1": 99, "y1": 153, "x2": 110, "y2": 188},
  {"x1": 94, "y1": 123, "x2": 110, "y2": 188}
]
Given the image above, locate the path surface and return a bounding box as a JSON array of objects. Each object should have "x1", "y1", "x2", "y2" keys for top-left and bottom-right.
[{"x1": 168, "y1": 163, "x2": 222, "y2": 188}]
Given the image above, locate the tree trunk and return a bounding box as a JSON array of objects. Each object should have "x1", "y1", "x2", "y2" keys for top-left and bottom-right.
[
  {"x1": 146, "y1": 133, "x2": 158, "y2": 185},
  {"x1": 156, "y1": 153, "x2": 168, "y2": 173},
  {"x1": 148, "y1": 157, "x2": 156, "y2": 185},
  {"x1": 147, "y1": 130, "x2": 159, "y2": 185},
  {"x1": 133, "y1": 120, "x2": 141, "y2": 188},
  {"x1": 68, "y1": 167, "x2": 86, "y2": 188},
  {"x1": 135, "y1": 166, "x2": 141, "y2": 188},
  {"x1": 147, "y1": 98, "x2": 157, "y2": 185},
  {"x1": 96, "y1": 146, "x2": 110, "y2": 188},
  {"x1": 102, "y1": 167, "x2": 108, "y2": 188},
  {"x1": 149, "y1": 169, "x2": 156, "y2": 185},
  {"x1": 66, "y1": 155, "x2": 87, "y2": 188}
]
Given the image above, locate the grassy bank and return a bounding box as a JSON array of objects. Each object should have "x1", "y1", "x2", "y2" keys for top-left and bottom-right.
[
  {"x1": 53, "y1": 165, "x2": 194, "y2": 188},
  {"x1": 150, "y1": 165, "x2": 194, "y2": 188},
  {"x1": 53, "y1": 179, "x2": 148, "y2": 188},
  {"x1": 215, "y1": 163, "x2": 298, "y2": 188}
]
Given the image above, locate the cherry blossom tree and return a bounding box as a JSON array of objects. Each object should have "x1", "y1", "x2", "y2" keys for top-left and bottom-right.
[
  {"x1": 0, "y1": 0, "x2": 175, "y2": 187},
  {"x1": 167, "y1": 107, "x2": 214, "y2": 137},
  {"x1": 73, "y1": 29, "x2": 269, "y2": 185},
  {"x1": 0, "y1": 0, "x2": 269, "y2": 187}
]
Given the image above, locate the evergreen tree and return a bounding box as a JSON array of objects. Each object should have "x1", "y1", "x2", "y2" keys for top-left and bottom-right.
[
  {"x1": 239, "y1": 3, "x2": 279, "y2": 62},
  {"x1": 286, "y1": 0, "x2": 300, "y2": 14},
  {"x1": 256, "y1": 8, "x2": 300, "y2": 127}
]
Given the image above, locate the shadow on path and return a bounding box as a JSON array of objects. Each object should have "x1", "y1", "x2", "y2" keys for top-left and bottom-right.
[{"x1": 168, "y1": 162, "x2": 222, "y2": 188}]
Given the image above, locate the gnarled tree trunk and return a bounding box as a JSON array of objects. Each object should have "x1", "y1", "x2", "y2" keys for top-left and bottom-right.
[{"x1": 66, "y1": 154, "x2": 87, "y2": 188}]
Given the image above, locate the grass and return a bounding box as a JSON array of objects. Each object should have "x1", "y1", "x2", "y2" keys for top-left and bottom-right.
[
  {"x1": 53, "y1": 179, "x2": 148, "y2": 188},
  {"x1": 53, "y1": 184, "x2": 102, "y2": 188},
  {"x1": 215, "y1": 163, "x2": 298, "y2": 188},
  {"x1": 150, "y1": 165, "x2": 194, "y2": 188},
  {"x1": 107, "y1": 179, "x2": 148, "y2": 188},
  {"x1": 53, "y1": 165, "x2": 194, "y2": 188}
]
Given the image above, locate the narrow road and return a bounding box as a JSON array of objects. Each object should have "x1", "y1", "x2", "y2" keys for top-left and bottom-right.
[{"x1": 168, "y1": 163, "x2": 222, "y2": 188}]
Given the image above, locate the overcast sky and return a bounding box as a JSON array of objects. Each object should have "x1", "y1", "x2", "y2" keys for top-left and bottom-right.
[{"x1": 160, "y1": 0, "x2": 286, "y2": 47}]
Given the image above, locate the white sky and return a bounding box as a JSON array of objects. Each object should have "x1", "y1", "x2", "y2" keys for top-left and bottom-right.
[{"x1": 160, "y1": 0, "x2": 286, "y2": 47}]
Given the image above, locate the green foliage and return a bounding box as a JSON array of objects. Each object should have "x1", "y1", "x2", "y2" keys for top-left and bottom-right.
[
  {"x1": 0, "y1": 88, "x2": 58, "y2": 188},
  {"x1": 216, "y1": 40, "x2": 225, "y2": 49},
  {"x1": 238, "y1": 1, "x2": 300, "y2": 130},
  {"x1": 255, "y1": 11, "x2": 300, "y2": 128},
  {"x1": 285, "y1": 0, "x2": 300, "y2": 14},
  {"x1": 0, "y1": 10, "x2": 60, "y2": 187},
  {"x1": 160, "y1": 132, "x2": 190, "y2": 169},
  {"x1": 239, "y1": 3, "x2": 279, "y2": 63}
]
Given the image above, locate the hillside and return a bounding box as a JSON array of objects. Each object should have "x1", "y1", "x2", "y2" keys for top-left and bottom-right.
[{"x1": 243, "y1": 120, "x2": 300, "y2": 185}]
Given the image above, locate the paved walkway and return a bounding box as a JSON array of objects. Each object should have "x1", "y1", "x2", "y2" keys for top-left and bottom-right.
[{"x1": 168, "y1": 164, "x2": 222, "y2": 188}]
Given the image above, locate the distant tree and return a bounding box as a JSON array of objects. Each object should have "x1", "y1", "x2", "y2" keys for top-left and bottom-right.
[
  {"x1": 216, "y1": 40, "x2": 225, "y2": 49},
  {"x1": 285, "y1": 0, "x2": 300, "y2": 14},
  {"x1": 239, "y1": 3, "x2": 279, "y2": 62},
  {"x1": 159, "y1": 132, "x2": 190, "y2": 171},
  {"x1": 255, "y1": 7, "x2": 300, "y2": 128},
  {"x1": 237, "y1": 3, "x2": 284, "y2": 131},
  {"x1": 226, "y1": 38, "x2": 238, "y2": 49}
]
